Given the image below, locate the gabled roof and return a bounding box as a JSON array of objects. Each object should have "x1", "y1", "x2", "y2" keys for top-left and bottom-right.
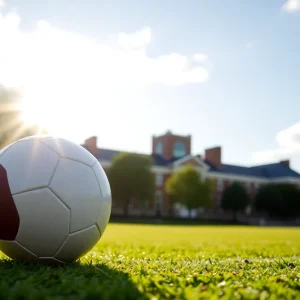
[
  {"x1": 206, "y1": 160, "x2": 300, "y2": 179},
  {"x1": 249, "y1": 163, "x2": 300, "y2": 178},
  {"x1": 83, "y1": 145, "x2": 300, "y2": 179},
  {"x1": 172, "y1": 154, "x2": 209, "y2": 171},
  {"x1": 95, "y1": 148, "x2": 120, "y2": 161}
]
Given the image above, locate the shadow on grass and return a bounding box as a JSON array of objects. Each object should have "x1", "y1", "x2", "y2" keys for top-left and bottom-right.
[{"x1": 0, "y1": 258, "x2": 145, "y2": 300}]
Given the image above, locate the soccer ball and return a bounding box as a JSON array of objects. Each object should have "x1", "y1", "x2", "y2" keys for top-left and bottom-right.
[{"x1": 0, "y1": 135, "x2": 111, "y2": 263}]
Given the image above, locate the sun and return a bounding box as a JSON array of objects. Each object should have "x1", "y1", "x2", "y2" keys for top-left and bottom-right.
[
  {"x1": 19, "y1": 90, "x2": 89, "y2": 141},
  {"x1": 19, "y1": 90, "x2": 60, "y2": 136},
  {"x1": 21, "y1": 100, "x2": 50, "y2": 130}
]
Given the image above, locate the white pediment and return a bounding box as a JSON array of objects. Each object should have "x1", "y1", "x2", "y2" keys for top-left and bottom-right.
[{"x1": 172, "y1": 154, "x2": 210, "y2": 173}]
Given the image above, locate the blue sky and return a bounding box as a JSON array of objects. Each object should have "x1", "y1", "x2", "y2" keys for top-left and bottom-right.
[{"x1": 1, "y1": 0, "x2": 300, "y2": 171}]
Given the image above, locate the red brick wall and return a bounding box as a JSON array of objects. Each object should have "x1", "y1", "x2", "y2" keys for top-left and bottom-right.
[
  {"x1": 84, "y1": 136, "x2": 99, "y2": 157},
  {"x1": 280, "y1": 160, "x2": 290, "y2": 167},
  {"x1": 205, "y1": 147, "x2": 222, "y2": 168},
  {"x1": 154, "y1": 174, "x2": 172, "y2": 215},
  {"x1": 224, "y1": 180, "x2": 229, "y2": 189},
  {"x1": 152, "y1": 134, "x2": 191, "y2": 160}
]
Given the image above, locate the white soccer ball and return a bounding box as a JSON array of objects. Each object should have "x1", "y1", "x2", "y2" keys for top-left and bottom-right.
[{"x1": 0, "y1": 135, "x2": 111, "y2": 263}]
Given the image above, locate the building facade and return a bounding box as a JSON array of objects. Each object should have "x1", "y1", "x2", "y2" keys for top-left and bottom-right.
[{"x1": 82, "y1": 131, "x2": 300, "y2": 217}]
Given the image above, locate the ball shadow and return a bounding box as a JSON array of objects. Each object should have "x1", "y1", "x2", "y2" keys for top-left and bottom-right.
[{"x1": 0, "y1": 258, "x2": 146, "y2": 299}]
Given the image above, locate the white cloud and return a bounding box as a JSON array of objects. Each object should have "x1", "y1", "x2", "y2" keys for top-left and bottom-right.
[
  {"x1": 0, "y1": 0, "x2": 4, "y2": 8},
  {"x1": 282, "y1": 0, "x2": 300, "y2": 12},
  {"x1": 0, "y1": 11, "x2": 210, "y2": 90},
  {"x1": 0, "y1": 8, "x2": 210, "y2": 141},
  {"x1": 252, "y1": 123, "x2": 300, "y2": 164},
  {"x1": 118, "y1": 27, "x2": 151, "y2": 49}
]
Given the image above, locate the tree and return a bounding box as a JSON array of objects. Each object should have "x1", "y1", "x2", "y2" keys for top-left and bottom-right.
[
  {"x1": 107, "y1": 152, "x2": 155, "y2": 216},
  {"x1": 0, "y1": 86, "x2": 47, "y2": 149},
  {"x1": 254, "y1": 184, "x2": 282, "y2": 217},
  {"x1": 220, "y1": 182, "x2": 250, "y2": 222},
  {"x1": 165, "y1": 164, "x2": 212, "y2": 218},
  {"x1": 255, "y1": 183, "x2": 300, "y2": 218},
  {"x1": 276, "y1": 183, "x2": 300, "y2": 218}
]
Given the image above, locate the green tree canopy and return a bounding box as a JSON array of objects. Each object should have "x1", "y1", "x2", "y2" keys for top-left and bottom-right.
[
  {"x1": 108, "y1": 152, "x2": 155, "y2": 216},
  {"x1": 220, "y1": 182, "x2": 250, "y2": 222},
  {"x1": 165, "y1": 164, "x2": 212, "y2": 218},
  {"x1": 255, "y1": 183, "x2": 300, "y2": 218},
  {"x1": 0, "y1": 86, "x2": 47, "y2": 149}
]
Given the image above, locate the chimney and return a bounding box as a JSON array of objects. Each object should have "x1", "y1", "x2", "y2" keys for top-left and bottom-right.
[
  {"x1": 84, "y1": 136, "x2": 99, "y2": 157},
  {"x1": 205, "y1": 146, "x2": 222, "y2": 168},
  {"x1": 280, "y1": 160, "x2": 290, "y2": 168}
]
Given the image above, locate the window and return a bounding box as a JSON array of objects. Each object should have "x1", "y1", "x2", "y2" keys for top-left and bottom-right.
[
  {"x1": 155, "y1": 142, "x2": 163, "y2": 155},
  {"x1": 155, "y1": 174, "x2": 163, "y2": 186},
  {"x1": 217, "y1": 179, "x2": 224, "y2": 191},
  {"x1": 155, "y1": 191, "x2": 163, "y2": 211},
  {"x1": 173, "y1": 141, "x2": 186, "y2": 158}
]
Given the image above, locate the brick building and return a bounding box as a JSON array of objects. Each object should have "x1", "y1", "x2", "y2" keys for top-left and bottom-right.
[{"x1": 82, "y1": 130, "x2": 300, "y2": 217}]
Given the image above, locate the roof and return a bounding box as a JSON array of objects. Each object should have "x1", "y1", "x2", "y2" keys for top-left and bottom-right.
[
  {"x1": 84, "y1": 147, "x2": 179, "y2": 166},
  {"x1": 83, "y1": 146, "x2": 300, "y2": 179},
  {"x1": 205, "y1": 160, "x2": 300, "y2": 179}
]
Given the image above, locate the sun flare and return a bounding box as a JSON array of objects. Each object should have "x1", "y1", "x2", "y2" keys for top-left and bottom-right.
[
  {"x1": 20, "y1": 96, "x2": 53, "y2": 131},
  {"x1": 19, "y1": 88, "x2": 99, "y2": 143},
  {"x1": 0, "y1": 8, "x2": 209, "y2": 147}
]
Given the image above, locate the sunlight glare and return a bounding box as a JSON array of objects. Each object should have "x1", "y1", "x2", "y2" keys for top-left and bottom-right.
[{"x1": 21, "y1": 92, "x2": 53, "y2": 131}]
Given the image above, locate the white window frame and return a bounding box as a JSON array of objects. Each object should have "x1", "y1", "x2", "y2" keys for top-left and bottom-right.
[
  {"x1": 217, "y1": 179, "x2": 224, "y2": 191},
  {"x1": 155, "y1": 174, "x2": 164, "y2": 186}
]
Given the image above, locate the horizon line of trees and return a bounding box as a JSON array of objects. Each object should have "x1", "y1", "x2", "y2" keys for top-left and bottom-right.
[
  {"x1": 220, "y1": 181, "x2": 300, "y2": 221},
  {"x1": 106, "y1": 151, "x2": 300, "y2": 220}
]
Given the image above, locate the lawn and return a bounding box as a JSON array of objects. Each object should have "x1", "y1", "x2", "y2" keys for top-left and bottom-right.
[{"x1": 0, "y1": 224, "x2": 300, "y2": 299}]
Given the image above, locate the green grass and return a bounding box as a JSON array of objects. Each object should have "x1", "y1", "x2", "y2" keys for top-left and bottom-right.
[{"x1": 1, "y1": 224, "x2": 300, "y2": 299}]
